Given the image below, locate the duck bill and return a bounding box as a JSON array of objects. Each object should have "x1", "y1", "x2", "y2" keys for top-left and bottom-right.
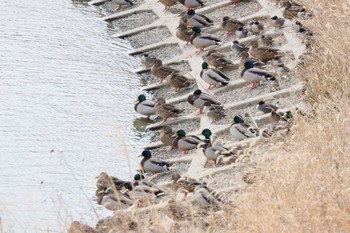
[{"x1": 171, "y1": 133, "x2": 177, "y2": 138}]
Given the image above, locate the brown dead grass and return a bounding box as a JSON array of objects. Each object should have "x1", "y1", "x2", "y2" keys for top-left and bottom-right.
[{"x1": 226, "y1": 0, "x2": 350, "y2": 232}]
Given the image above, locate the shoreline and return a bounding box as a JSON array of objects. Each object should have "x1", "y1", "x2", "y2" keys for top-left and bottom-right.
[{"x1": 70, "y1": 0, "x2": 309, "y2": 231}]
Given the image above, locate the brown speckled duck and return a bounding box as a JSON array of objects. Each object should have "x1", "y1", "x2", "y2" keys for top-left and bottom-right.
[
  {"x1": 204, "y1": 50, "x2": 235, "y2": 69},
  {"x1": 220, "y1": 16, "x2": 244, "y2": 36},
  {"x1": 160, "y1": 126, "x2": 175, "y2": 151},
  {"x1": 166, "y1": 72, "x2": 195, "y2": 94},
  {"x1": 171, "y1": 173, "x2": 202, "y2": 199},
  {"x1": 151, "y1": 59, "x2": 179, "y2": 84},
  {"x1": 176, "y1": 23, "x2": 193, "y2": 45},
  {"x1": 249, "y1": 40, "x2": 282, "y2": 63},
  {"x1": 159, "y1": 0, "x2": 178, "y2": 10},
  {"x1": 155, "y1": 97, "x2": 184, "y2": 123}
]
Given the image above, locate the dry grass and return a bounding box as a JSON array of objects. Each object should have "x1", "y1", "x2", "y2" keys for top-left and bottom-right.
[{"x1": 224, "y1": 0, "x2": 350, "y2": 232}]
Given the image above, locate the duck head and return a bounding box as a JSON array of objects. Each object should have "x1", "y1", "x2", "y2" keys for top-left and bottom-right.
[
  {"x1": 139, "y1": 150, "x2": 152, "y2": 159},
  {"x1": 187, "y1": 9, "x2": 196, "y2": 16},
  {"x1": 193, "y1": 89, "x2": 202, "y2": 96},
  {"x1": 201, "y1": 128, "x2": 212, "y2": 139},
  {"x1": 174, "y1": 129, "x2": 186, "y2": 138},
  {"x1": 192, "y1": 26, "x2": 201, "y2": 34},
  {"x1": 201, "y1": 62, "x2": 209, "y2": 70},
  {"x1": 223, "y1": 16, "x2": 230, "y2": 21},
  {"x1": 233, "y1": 115, "x2": 244, "y2": 124},
  {"x1": 249, "y1": 40, "x2": 259, "y2": 48},
  {"x1": 136, "y1": 94, "x2": 146, "y2": 103},
  {"x1": 161, "y1": 126, "x2": 173, "y2": 134},
  {"x1": 243, "y1": 61, "x2": 255, "y2": 69}
]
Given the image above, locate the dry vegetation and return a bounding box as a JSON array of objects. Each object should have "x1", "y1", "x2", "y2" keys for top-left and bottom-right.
[{"x1": 223, "y1": 0, "x2": 350, "y2": 232}]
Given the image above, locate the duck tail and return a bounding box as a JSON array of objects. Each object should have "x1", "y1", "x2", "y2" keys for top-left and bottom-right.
[
  {"x1": 125, "y1": 0, "x2": 134, "y2": 5},
  {"x1": 221, "y1": 81, "x2": 229, "y2": 86}
]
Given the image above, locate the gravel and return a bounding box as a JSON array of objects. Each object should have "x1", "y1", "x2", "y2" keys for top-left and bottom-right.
[
  {"x1": 133, "y1": 44, "x2": 183, "y2": 61},
  {"x1": 204, "y1": 1, "x2": 262, "y2": 24},
  {"x1": 111, "y1": 11, "x2": 159, "y2": 33},
  {"x1": 98, "y1": 0, "x2": 146, "y2": 14},
  {"x1": 124, "y1": 27, "x2": 172, "y2": 48}
]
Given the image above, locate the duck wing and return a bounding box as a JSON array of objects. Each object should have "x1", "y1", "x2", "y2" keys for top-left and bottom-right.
[{"x1": 212, "y1": 69, "x2": 230, "y2": 81}]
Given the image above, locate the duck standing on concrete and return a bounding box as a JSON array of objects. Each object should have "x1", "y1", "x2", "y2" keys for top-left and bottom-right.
[
  {"x1": 134, "y1": 94, "x2": 155, "y2": 119},
  {"x1": 139, "y1": 150, "x2": 172, "y2": 174},
  {"x1": 258, "y1": 35, "x2": 274, "y2": 47},
  {"x1": 155, "y1": 97, "x2": 184, "y2": 123},
  {"x1": 178, "y1": 0, "x2": 204, "y2": 9},
  {"x1": 238, "y1": 52, "x2": 264, "y2": 68},
  {"x1": 159, "y1": 0, "x2": 178, "y2": 10},
  {"x1": 220, "y1": 16, "x2": 244, "y2": 36},
  {"x1": 141, "y1": 54, "x2": 156, "y2": 67},
  {"x1": 282, "y1": 1, "x2": 306, "y2": 19},
  {"x1": 249, "y1": 40, "x2": 282, "y2": 63},
  {"x1": 203, "y1": 102, "x2": 226, "y2": 122},
  {"x1": 235, "y1": 27, "x2": 248, "y2": 39},
  {"x1": 240, "y1": 61, "x2": 277, "y2": 89},
  {"x1": 187, "y1": 89, "x2": 221, "y2": 115},
  {"x1": 198, "y1": 129, "x2": 234, "y2": 166},
  {"x1": 190, "y1": 26, "x2": 221, "y2": 53},
  {"x1": 171, "y1": 173, "x2": 202, "y2": 199},
  {"x1": 96, "y1": 187, "x2": 134, "y2": 211},
  {"x1": 151, "y1": 59, "x2": 179, "y2": 83},
  {"x1": 172, "y1": 129, "x2": 204, "y2": 156},
  {"x1": 200, "y1": 62, "x2": 230, "y2": 89},
  {"x1": 180, "y1": 10, "x2": 213, "y2": 28},
  {"x1": 111, "y1": 0, "x2": 134, "y2": 10},
  {"x1": 166, "y1": 72, "x2": 194, "y2": 94},
  {"x1": 229, "y1": 115, "x2": 258, "y2": 140},
  {"x1": 176, "y1": 23, "x2": 193, "y2": 45},
  {"x1": 96, "y1": 172, "x2": 133, "y2": 191},
  {"x1": 231, "y1": 40, "x2": 249, "y2": 56},
  {"x1": 160, "y1": 126, "x2": 175, "y2": 151},
  {"x1": 256, "y1": 100, "x2": 278, "y2": 114},
  {"x1": 204, "y1": 50, "x2": 235, "y2": 69},
  {"x1": 251, "y1": 21, "x2": 264, "y2": 34},
  {"x1": 193, "y1": 184, "x2": 221, "y2": 209},
  {"x1": 271, "y1": 16, "x2": 285, "y2": 29}
]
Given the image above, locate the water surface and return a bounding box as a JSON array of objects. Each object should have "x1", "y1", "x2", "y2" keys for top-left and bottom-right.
[{"x1": 0, "y1": 0, "x2": 150, "y2": 232}]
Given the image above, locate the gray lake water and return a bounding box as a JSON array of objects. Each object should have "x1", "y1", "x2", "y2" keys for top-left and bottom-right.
[{"x1": 0, "y1": 0, "x2": 151, "y2": 232}]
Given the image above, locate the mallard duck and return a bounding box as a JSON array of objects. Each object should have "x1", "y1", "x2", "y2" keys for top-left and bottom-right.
[
  {"x1": 235, "y1": 27, "x2": 248, "y2": 39},
  {"x1": 251, "y1": 21, "x2": 264, "y2": 34},
  {"x1": 229, "y1": 115, "x2": 258, "y2": 140},
  {"x1": 154, "y1": 97, "x2": 184, "y2": 123},
  {"x1": 171, "y1": 173, "x2": 202, "y2": 199},
  {"x1": 166, "y1": 72, "x2": 194, "y2": 94},
  {"x1": 238, "y1": 52, "x2": 265, "y2": 69},
  {"x1": 204, "y1": 50, "x2": 234, "y2": 69},
  {"x1": 141, "y1": 54, "x2": 156, "y2": 67},
  {"x1": 172, "y1": 129, "x2": 203, "y2": 156},
  {"x1": 200, "y1": 62, "x2": 230, "y2": 89},
  {"x1": 271, "y1": 59, "x2": 290, "y2": 77},
  {"x1": 134, "y1": 94, "x2": 155, "y2": 119},
  {"x1": 271, "y1": 16, "x2": 285, "y2": 29},
  {"x1": 241, "y1": 61, "x2": 277, "y2": 89},
  {"x1": 198, "y1": 129, "x2": 234, "y2": 166},
  {"x1": 128, "y1": 181, "x2": 166, "y2": 200},
  {"x1": 159, "y1": 0, "x2": 178, "y2": 10},
  {"x1": 96, "y1": 187, "x2": 134, "y2": 211},
  {"x1": 193, "y1": 185, "x2": 221, "y2": 209},
  {"x1": 176, "y1": 23, "x2": 193, "y2": 44},
  {"x1": 139, "y1": 150, "x2": 172, "y2": 174},
  {"x1": 256, "y1": 100, "x2": 278, "y2": 114},
  {"x1": 96, "y1": 172, "x2": 132, "y2": 191},
  {"x1": 187, "y1": 89, "x2": 221, "y2": 115},
  {"x1": 249, "y1": 40, "x2": 282, "y2": 63},
  {"x1": 178, "y1": 0, "x2": 204, "y2": 9},
  {"x1": 160, "y1": 126, "x2": 175, "y2": 151},
  {"x1": 151, "y1": 59, "x2": 179, "y2": 83},
  {"x1": 282, "y1": 1, "x2": 305, "y2": 19},
  {"x1": 220, "y1": 16, "x2": 244, "y2": 36},
  {"x1": 258, "y1": 35, "x2": 274, "y2": 47},
  {"x1": 190, "y1": 26, "x2": 221, "y2": 53},
  {"x1": 231, "y1": 40, "x2": 249, "y2": 56},
  {"x1": 203, "y1": 102, "x2": 226, "y2": 122},
  {"x1": 111, "y1": 0, "x2": 134, "y2": 10},
  {"x1": 180, "y1": 10, "x2": 213, "y2": 28}
]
